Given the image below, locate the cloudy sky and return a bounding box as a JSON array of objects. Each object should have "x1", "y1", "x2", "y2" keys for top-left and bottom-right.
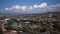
[{"x1": 0, "y1": 0, "x2": 60, "y2": 14}]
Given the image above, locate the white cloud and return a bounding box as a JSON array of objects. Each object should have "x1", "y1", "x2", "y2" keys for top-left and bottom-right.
[
  {"x1": 4, "y1": 8, "x2": 9, "y2": 10},
  {"x1": 1, "y1": 3, "x2": 60, "y2": 13},
  {"x1": 12, "y1": 5, "x2": 20, "y2": 9},
  {"x1": 39, "y1": 3, "x2": 47, "y2": 8},
  {"x1": 12, "y1": 5, "x2": 27, "y2": 10},
  {"x1": 44, "y1": 3, "x2": 60, "y2": 12},
  {"x1": 28, "y1": 6, "x2": 34, "y2": 10},
  {"x1": 9, "y1": 8, "x2": 13, "y2": 10},
  {"x1": 21, "y1": 6, "x2": 27, "y2": 10},
  {"x1": 33, "y1": 4, "x2": 39, "y2": 8},
  {"x1": 33, "y1": 3, "x2": 47, "y2": 9},
  {"x1": 4, "y1": 3, "x2": 48, "y2": 11}
]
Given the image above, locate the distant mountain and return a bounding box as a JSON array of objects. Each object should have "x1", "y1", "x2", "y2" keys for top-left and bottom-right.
[{"x1": 0, "y1": 11, "x2": 60, "y2": 16}]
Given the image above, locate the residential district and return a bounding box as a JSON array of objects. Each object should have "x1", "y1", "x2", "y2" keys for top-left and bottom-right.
[{"x1": 0, "y1": 13, "x2": 60, "y2": 34}]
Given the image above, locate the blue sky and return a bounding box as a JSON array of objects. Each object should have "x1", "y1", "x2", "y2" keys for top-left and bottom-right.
[
  {"x1": 0, "y1": 0, "x2": 60, "y2": 14},
  {"x1": 0, "y1": 0, "x2": 60, "y2": 8}
]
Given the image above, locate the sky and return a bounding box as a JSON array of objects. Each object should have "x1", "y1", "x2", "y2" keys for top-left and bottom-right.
[{"x1": 0, "y1": 0, "x2": 60, "y2": 14}]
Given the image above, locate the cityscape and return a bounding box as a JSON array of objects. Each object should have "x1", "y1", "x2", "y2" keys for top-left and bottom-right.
[
  {"x1": 0, "y1": 12, "x2": 60, "y2": 34},
  {"x1": 0, "y1": 0, "x2": 60, "y2": 34}
]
